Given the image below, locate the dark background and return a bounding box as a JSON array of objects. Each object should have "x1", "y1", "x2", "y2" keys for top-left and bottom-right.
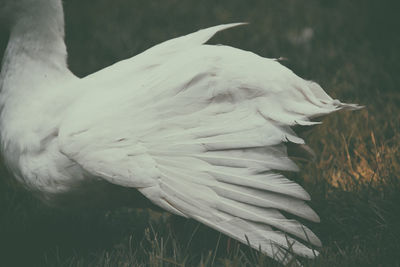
[{"x1": 0, "y1": 0, "x2": 399, "y2": 266}]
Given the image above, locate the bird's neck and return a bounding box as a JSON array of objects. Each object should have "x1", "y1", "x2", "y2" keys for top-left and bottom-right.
[
  {"x1": 0, "y1": 0, "x2": 72, "y2": 158},
  {"x1": 8, "y1": 13, "x2": 68, "y2": 70},
  {"x1": 0, "y1": 0, "x2": 69, "y2": 99}
]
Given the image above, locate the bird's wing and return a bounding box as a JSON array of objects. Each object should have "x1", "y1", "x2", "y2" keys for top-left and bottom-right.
[
  {"x1": 79, "y1": 23, "x2": 246, "y2": 86},
  {"x1": 58, "y1": 24, "x2": 358, "y2": 263}
]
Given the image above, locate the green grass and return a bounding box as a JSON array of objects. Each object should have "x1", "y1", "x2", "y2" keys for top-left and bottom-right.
[{"x1": 1, "y1": 0, "x2": 400, "y2": 266}]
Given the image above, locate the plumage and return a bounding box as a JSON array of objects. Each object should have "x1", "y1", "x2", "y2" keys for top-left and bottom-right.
[{"x1": 0, "y1": 0, "x2": 360, "y2": 264}]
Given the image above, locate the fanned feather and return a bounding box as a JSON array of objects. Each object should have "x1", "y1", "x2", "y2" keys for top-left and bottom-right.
[{"x1": 59, "y1": 23, "x2": 359, "y2": 264}]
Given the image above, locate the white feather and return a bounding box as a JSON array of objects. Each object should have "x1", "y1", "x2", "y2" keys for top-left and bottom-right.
[{"x1": 0, "y1": 0, "x2": 360, "y2": 264}]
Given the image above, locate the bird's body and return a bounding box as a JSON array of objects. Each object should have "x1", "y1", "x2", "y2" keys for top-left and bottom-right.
[
  {"x1": 0, "y1": 1, "x2": 78, "y2": 196},
  {"x1": 0, "y1": 0, "x2": 359, "y2": 264}
]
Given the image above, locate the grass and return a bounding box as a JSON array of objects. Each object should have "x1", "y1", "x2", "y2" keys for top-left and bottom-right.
[{"x1": 0, "y1": 0, "x2": 399, "y2": 266}]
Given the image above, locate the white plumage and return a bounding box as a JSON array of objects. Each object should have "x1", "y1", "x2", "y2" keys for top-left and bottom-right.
[{"x1": 0, "y1": 0, "x2": 359, "y2": 264}]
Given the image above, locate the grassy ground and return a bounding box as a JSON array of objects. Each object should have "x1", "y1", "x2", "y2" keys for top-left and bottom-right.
[{"x1": 0, "y1": 0, "x2": 400, "y2": 266}]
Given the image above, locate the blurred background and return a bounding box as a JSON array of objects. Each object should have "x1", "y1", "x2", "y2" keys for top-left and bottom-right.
[{"x1": 0, "y1": 0, "x2": 399, "y2": 266}]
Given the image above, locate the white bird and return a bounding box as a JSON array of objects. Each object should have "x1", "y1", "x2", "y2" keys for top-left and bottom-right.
[{"x1": 0, "y1": 0, "x2": 359, "y2": 264}]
